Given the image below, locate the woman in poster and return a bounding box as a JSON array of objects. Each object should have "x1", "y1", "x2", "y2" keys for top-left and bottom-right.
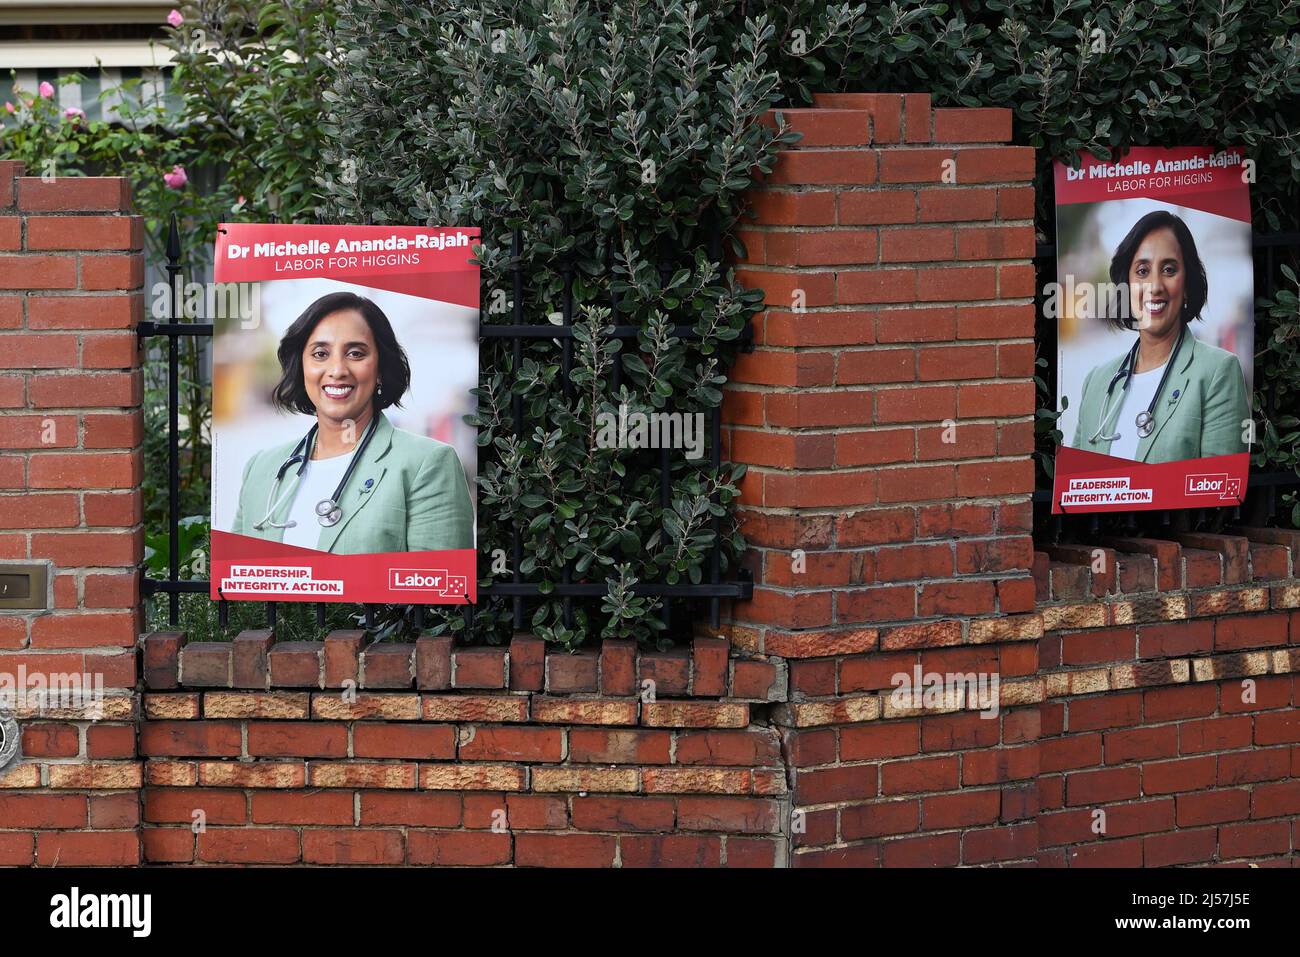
[
  {"x1": 230, "y1": 291, "x2": 475, "y2": 553},
  {"x1": 1071, "y1": 210, "x2": 1250, "y2": 464}
]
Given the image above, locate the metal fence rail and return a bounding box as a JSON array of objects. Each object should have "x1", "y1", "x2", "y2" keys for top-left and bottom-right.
[{"x1": 138, "y1": 216, "x2": 754, "y2": 633}]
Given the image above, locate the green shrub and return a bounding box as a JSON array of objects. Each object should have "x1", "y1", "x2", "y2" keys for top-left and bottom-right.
[
  {"x1": 765, "y1": 1, "x2": 1300, "y2": 228},
  {"x1": 321, "y1": 0, "x2": 795, "y2": 647},
  {"x1": 0, "y1": 73, "x2": 210, "y2": 257},
  {"x1": 13, "y1": 1, "x2": 1300, "y2": 640},
  {"x1": 1256, "y1": 265, "x2": 1300, "y2": 519},
  {"x1": 2, "y1": 1, "x2": 334, "y2": 247},
  {"x1": 162, "y1": 0, "x2": 334, "y2": 225}
]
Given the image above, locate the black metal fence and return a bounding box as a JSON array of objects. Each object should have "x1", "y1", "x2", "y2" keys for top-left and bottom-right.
[
  {"x1": 141, "y1": 212, "x2": 1299, "y2": 629},
  {"x1": 1031, "y1": 229, "x2": 1300, "y2": 543},
  {"x1": 138, "y1": 217, "x2": 754, "y2": 634}
]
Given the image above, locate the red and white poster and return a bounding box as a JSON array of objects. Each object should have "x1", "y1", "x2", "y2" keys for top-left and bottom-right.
[
  {"x1": 210, "y1": 223, "x2": 479, "y2": 603},
  {"x1": 1051, "y1": 147, "x2": 1253, "y2": 513}
]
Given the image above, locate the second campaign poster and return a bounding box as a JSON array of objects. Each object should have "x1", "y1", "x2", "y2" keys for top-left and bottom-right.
[
  {"x1": 1051, "y1": 146, "x2": 1253, "y2": 513},
  {"x1": 210, "y1": 224, "x2": 479, "y2": 603}
]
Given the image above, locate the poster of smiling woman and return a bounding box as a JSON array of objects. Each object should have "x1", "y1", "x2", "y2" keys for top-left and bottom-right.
[
  {"x1": 211, "y1": 224, "x2": 479, "y2": 603},
  {"x1": 1050, "y1": 147, "x2": 1253, "y2": 513}
]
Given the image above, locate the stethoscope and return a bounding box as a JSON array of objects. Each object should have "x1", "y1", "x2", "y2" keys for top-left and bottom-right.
[
  {"x1": 1089, "y1": 326, "x2": 1186, "y2": 444},
  {"x1": 253, "y1": 412, "x2": 381, "y2": 531}
]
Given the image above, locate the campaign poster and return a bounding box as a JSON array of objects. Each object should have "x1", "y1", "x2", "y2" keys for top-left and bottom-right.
[
  {"x1": 1051, "y1": 147, "x2": 1253, "y2": 513},
  {"x1": 210, "y1": 224, "x2": 479, "y2": 603}
]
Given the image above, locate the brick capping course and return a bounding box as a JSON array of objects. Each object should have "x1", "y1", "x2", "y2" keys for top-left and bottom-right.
[{"x1": 153, "y1": 632, "x2": 786, "y2": 700}]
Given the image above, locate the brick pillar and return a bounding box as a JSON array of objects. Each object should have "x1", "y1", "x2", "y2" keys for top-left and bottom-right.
[
  {"x1": 726, "y1": 92, "x2": 1037, "y2": 653},
  {"x1": 0, "y1": 162, "x2": 144, "y2": 865},
  {"x1": 722, "y1": 94, "x2": 1042, "y2": 866}
]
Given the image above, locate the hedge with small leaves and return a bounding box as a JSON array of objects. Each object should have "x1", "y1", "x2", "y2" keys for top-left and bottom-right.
[
  {"x1": 764, "y1": 1, "x2": 1300, "y2": 228},
  {"x1": 320, "y1": 0, "x2": 797, "y2": 647}
]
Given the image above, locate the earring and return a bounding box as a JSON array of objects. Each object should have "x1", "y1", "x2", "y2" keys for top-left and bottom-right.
[{"x1": 377, "y1": 383, "x2": 383, "y2": 397}]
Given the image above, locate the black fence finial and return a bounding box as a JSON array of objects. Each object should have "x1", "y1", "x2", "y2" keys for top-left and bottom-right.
[{"x1": 166, "y1": 212, "x2": 181, "y2": 264}]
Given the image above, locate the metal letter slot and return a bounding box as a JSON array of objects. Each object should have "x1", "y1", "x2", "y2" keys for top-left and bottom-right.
[
  {"x1": 0, "y1": 563, "x2": 48, "y2": 610},
  {"x1": 0, "y1": 574, "x2": 30, "y2": 599}
]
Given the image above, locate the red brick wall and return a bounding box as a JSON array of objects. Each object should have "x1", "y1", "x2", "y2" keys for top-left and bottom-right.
[
  {"x1": 716, "y1": 96, "x2": 1297, "y2": 867},
  {"x1": 129, "y1": 533, "x2": 1299, "y2": 869},
  {"x1": 0, "y1": 101, "x2": 1295, "y2": 868},
  {"x1": 0, "y1": 162, "x2": 143, "y2": 865},
  {"x1": 137, "y1": 634, "x2": 788, "y2": 866},
  {"x1": 1035, "y1": 530, "x2": 1300, "y2": 866},
  {"x1": 721, "y1": 94, "x2": 1045, "y2": 866},
  {"x1": 764, "y1": 527, "x2": 1299, "y2": 868},
  {"x1": 726, "y1": 91, "x2": 1037, "y2": 659}
]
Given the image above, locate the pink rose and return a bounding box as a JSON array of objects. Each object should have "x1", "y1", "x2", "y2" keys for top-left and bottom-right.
[
  {"x1": 167, "y1": 9, "x2": 184, "y2": 27},
  {"x1": 38, "y1": 81, "x2": 55, "y2": 98},
  {"x1": 63, "y1": 107, "x2": 85, "y2": 123},
  {"x1": 163, "y1": 165, "x2": 189, "y2": 190},
  {"x1": 3, "y1": 102, "x2": 13, "y2": 114}
]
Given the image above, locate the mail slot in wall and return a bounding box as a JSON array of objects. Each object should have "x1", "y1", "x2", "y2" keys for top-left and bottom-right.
[
  {"x1": 0, "y1": 563, "x2": 48, "y2": 610},
  {"x1": 0, "y1": 574, "x2": 30, "y2": 599}
]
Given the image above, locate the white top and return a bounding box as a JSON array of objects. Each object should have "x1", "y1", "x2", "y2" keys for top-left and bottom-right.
[
  {"x1": 281, "y1": 452, "x2": 355, "y2": 549},
  {"x1": 1108, "y1": 361, "x2": 1168, "y2": 461}
]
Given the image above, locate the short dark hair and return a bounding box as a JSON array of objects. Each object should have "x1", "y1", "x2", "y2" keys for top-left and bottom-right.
[
  {"x1": 272, "y1": 292, "x2": 411, "y2": 415},
  {"x1": 1104, "y1": 210, "x2": 1208, "y2": 331}
]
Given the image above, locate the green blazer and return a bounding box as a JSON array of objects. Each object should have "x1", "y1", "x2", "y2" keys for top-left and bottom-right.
[
  {"x1": 1070, "y1": 333, "x2": 1250, "y2": 463},
  {"x1": 231, "y1": 412, "x2": 475, "y2": 553}
]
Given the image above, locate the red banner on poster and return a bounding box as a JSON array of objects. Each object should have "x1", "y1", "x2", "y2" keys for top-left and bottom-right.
[
  {"x1": 215, "y1": 223, "x2": 480, "y2": 306},
  {"x1": 211, "y1": 531, "x2": 475, "y2": 604},
  {"x1": 1053, "y1": 448, "x2": 1248, "y2": 514},
  {"x1": 1053, "y1": 147, "x2": 1251, "y2": 221}
]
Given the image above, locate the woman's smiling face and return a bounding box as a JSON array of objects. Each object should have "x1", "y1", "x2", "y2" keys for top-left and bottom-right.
[
  {"x1": 1127, "y1": 225, "x2": 1186, "y2": 335},
  {"x1": 302, "y1": 308, "x2": 378, "y2": 426}
]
